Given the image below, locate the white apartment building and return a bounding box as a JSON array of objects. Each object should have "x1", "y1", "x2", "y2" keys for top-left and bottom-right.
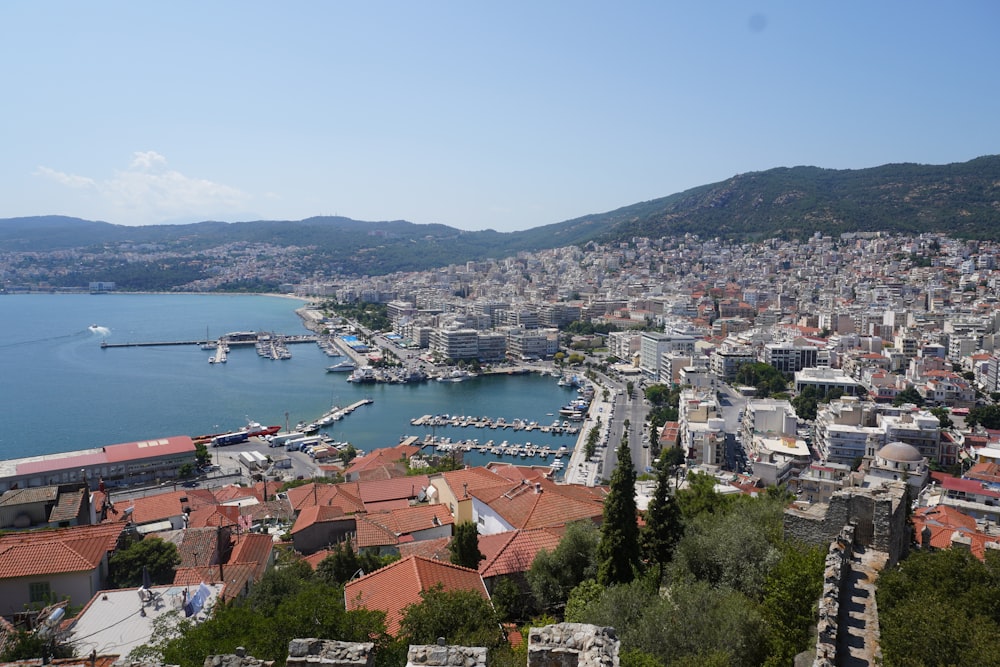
[
  {"x1": 710, "y1": 345, "x2": 756, "y2": 382},
  {"x1": 429, "y1": 328, "x2": 480, "y2": 361},
  {"x1": 877, "y1": 410, "x2": 942, "y2": 464},
  {"x1": 812, "y1": 398, "x2": 884, "y2": 465},
  {"x1": 763, "y1": 342, "x2": 819, "y2": 374},
  {"x1": 678, "y1": 389, "x2": 726, "y2": 467},
  {"x1": 640, "y1": 331, "x2": 697, "y2": 380},
  {"x1": 606, "y1": 331, "x2": 641, "y2": 362},
  {"x1": 505, "y1": 327, "x2": 559, "y2": 361},
  {"x1": 743, "y1": 399, "x2": 811, "y2": 487},
  {"x1": 794, "y1": 367, "x2": 864, "y2": 398}
]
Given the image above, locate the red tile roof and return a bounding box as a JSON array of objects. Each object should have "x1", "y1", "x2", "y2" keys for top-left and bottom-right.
[
  {"x1": 912, "y1": 505, "x2": 1000, "y2": 560},
  {"x1": 115, "y1": 488, "x2": 217, "y2": 526},
  {"x1": 345, "y1": 445, "x2": 421, "y2": 477},
  {"x1": 478, "y1": 529, "x2": 561, "y2": 579},
  {"x1": 397, "y1": 536, "x2": 451, "y2": 561},
  {"x1": 16, "y1": 436, "x2": 195, "y2": 476},
  {"x1": 290, "y1": 505, "x2": 349, "y2": 534},
  {"x1": 345, "y1": 555, "x2": 489, "y2": 635},
  {"x1": 0, "y1": 523, "x2": 125, "y2": 579},
  {"x1": 475, "y1": 479, "x2": 604, "y2": 531},
  {"x1": 286, "y1": 483, "x2": 365, "y2": 514}
]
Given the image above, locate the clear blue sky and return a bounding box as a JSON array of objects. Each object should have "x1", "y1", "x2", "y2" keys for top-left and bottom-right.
[{"x1": 2, "y1": 2, "x2": 998, "y2": 232}]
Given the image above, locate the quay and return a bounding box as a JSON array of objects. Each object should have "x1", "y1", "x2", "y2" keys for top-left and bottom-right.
[
  {"x1": 100, "y1": 332, "x2": 318, "y2": 349},
  {"x1": 410, "y1": 414, "x2": 580, "y2": 435}
]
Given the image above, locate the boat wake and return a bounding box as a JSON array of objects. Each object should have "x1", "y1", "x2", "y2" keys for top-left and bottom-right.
[{"x1": 88, "y1": 324, "x2": 111, "y2": 336}]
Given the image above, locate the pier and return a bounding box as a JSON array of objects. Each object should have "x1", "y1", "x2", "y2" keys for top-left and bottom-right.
[{"x1": 100, "y1": 332, "x2": 318, "y2": 349}]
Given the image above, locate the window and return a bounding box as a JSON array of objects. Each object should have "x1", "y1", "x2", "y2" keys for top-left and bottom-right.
[{"x1": 29, "y1": 582, "x2": 51, "y2": 604}]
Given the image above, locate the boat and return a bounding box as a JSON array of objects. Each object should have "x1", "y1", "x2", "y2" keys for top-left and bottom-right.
[
  {"x1": 437, "y1": 369, "x2": 478, "y2": 382},
  {"x1": 325, "y1": 359, "x2": 357, "y2": 373},
  {"x1": 347, "y1": 366, "x2": 377, "y2": 383}
]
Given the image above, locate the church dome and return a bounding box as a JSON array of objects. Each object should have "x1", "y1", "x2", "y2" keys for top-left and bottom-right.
[{"x1": 877, "y1": 441, "x2": 923, "y2": 463}]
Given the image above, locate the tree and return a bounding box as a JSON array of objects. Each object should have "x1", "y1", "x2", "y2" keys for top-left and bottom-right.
[
  {"x1": 596, "y1": 433, "x2": 641, "y2": 586},
  {"x1": 760, "y1": 542, "x2": 826, "y2": 666},
  {"x1": 968, "y1": 404, "x2": 1000, "y2": 430},
  {"x1": 791, "y1": 386, "x2": 819, "y2": 421},
  {"x1": 640, "y1": 463, "x2": 683, "y2": 581},
  {"x1": 892, "y1": 386, "x2": 925, "y2": 407},
  {"x1": 316, "y1": 537, "x2": 363, "y2": 586},
  {"x1": 929, "y1": 406, "x2": 954, "y2": 430},
  {"x1": 449, "y1": 521, "x2": 485, "y2": 570},
  {"x1": 108, "y1": 536, "x2": 181, "y2": 588},
  {"x1": 527, "y1": 521, "x2": 600, "y2": 613},
  {"x1": 399, "y1": 586, "x2": 503, "y2": 649}
]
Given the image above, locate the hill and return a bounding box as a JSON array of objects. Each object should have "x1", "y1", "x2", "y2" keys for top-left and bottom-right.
[{"x1": 2, "y1": 156, "x2": 998, "y2": 278}]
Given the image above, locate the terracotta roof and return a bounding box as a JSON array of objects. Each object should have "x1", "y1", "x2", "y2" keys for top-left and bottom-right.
[
  {"x1": 345, "y1": 555, "x2": 489, "y2": 635},
  {"x1": 170, "y1": 527, "x2": 227, "y2": 568},
  {"x1": 344, "y1": 476, "x2": 430, "y2": 505},
  {"x1": 0, "y1": 523, "x2": 125, "y2": 580},
  {"x1": 286, "y1": 483, "x2": 365, "y2": 514},
  {"x1": 187, "y1": 504, "x2": 241, "y2": 529},
  {"x1": 290, "y1": 505, "x2": 350, "y2": 534},
  {"x1": 397, "y1": 536, "x2": 451, "y2": 561},
  {"x1": 174, "y1": 562, "x2": 255, "y2": 601},
  {"x1": 229, "y1": 533, "x2": 274, "y2": 581},
  {"x1": 435, "y1": 467, "x2": 511, "y2": 495},
  {"x1": 345, "y1": 445, "x2": 421, "y2": 477},
  {"x1": 355, "y1": 516, "x2": 399, "y2": 548},
  {"x1": 484, "y1": 463, "x2": 550, "y2": 484},
  {"x1": 912, "y1": 505, "x2": 1000, "y2": 560},
  {"x1": 475, "y1": 479, "x2": 604, "y2": 531},
  {"x1": 117, "y1": 488, "x2": 217, "y2": 526},
  {"x1": 302, "y1": 549, "x2": 334, "y2": 570},
  {"x1": 478, "y1": 528, "x2": 562, "y2": 579}
]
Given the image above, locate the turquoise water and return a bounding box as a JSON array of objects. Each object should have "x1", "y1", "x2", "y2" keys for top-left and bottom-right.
[{"x1": 0, "y1": 294, "x2": 578, "y2": 461}]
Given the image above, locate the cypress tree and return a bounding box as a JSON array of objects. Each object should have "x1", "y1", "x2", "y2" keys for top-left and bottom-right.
[
  {"x1": 449, "y1": 521, "x2": 485, "y2": 570},
  {"x1": 640, "y1": 461, "x2": 683, "y2": 581},
  {"x1": 596, "y1": 433, "x2": 641, "y2": 586}
]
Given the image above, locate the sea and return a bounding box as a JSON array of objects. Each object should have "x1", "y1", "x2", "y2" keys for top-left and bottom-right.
[{"x1": 0, "y1": 294, "x2": 581, "y2": 465}]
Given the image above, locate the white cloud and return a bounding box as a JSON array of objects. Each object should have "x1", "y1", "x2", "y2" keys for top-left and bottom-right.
[
  {"x1": 34, "y1": 166, "x2": 97, "y2": 190},
  {"x1": 35, "y1": 152, "x2": 252, "y2": 225}
]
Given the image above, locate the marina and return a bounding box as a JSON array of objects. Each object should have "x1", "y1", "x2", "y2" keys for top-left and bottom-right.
[{"x1": 410, "y1": 414, "x2": 580, "y2": 435}]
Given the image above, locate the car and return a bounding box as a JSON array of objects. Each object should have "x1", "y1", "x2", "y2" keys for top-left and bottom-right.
[{"x1": 182, "y1": 480, "x2": 199, "y2": 488}]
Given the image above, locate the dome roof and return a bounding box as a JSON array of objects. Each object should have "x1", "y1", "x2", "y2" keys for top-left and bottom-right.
[{"x1": 877, "y1": 441, "x2": 923, "y2": 463}]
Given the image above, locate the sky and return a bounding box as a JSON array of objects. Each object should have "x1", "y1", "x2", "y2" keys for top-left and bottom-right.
[{"x1": 2, "y1": 2, "x2": 998, "y2": 233}]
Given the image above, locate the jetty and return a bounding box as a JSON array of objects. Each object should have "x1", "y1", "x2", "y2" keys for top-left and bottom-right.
[{"x1": 299, "y1": 398, "x2": 374, "y2": 432}]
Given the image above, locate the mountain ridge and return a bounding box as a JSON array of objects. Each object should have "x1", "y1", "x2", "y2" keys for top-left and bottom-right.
[{"x1": 3, "y1": 155, "x2": 999, "y2": 277}]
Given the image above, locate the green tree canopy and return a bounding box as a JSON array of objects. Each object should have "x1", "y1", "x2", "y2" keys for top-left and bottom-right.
[
  {"x1": 596, "y1": 433, "x2": 641, "y2": 586},
  {"x1": 527, "y1": 520, "x2": 600, "y2": 613},
  {"x1": 108, "y1": 536, "x2": 181, "y2": 588},
  {"x1": 399, "y1": 586, "x2": 503, "y2": 649},
  {"x1": 449, "y1": 521, "x2": 486, "y2": 570},
  {"x1": 640, "y1": 466, "x2": 684, "y2": 582}
]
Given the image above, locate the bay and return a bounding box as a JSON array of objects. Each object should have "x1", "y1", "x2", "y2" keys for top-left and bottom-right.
[{"x1": 0, "y1": 294, "x2": 579, "y2": 463}]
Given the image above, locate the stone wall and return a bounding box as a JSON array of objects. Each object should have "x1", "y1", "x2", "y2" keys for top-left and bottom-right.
[
  {"x1": 203, "y1": 647, "x2": 274, "y2": 667},
  {"x1": 812, "y1": 524, "x2": 855, "y2": 667},
  {"x1": 286, "y1": 639, "x2": 374, "y2": 667},
  {"x1": 783, "y1": 481, "x2": 908, "y2": 565},
  {"x1": 527, "y1": 623, "x2": 619, "y2": 667},
  {"x1": 406, "y1": 643, "x2": 487, "y2": 667}
]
